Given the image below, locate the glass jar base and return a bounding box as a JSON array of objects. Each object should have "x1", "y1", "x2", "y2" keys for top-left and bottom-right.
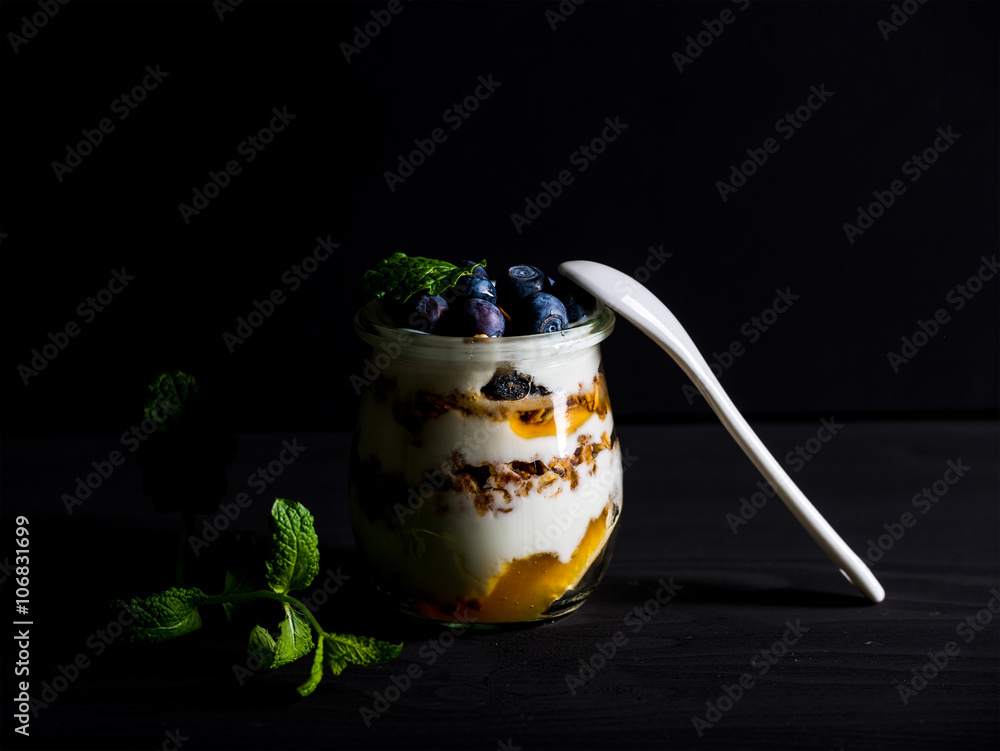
[{"x1": 367, "y1": 523, "x2": 620, "y2": 629}]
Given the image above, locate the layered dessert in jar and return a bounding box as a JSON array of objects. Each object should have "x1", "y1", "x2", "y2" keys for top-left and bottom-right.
[{"x1": 349, "y1": 255, "x2": 623, "y2": 625}]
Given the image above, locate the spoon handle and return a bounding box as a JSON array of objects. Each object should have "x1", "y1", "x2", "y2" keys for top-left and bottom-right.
[{"x1": 559, "y1": 261, "x2": 885, "y2": 603}]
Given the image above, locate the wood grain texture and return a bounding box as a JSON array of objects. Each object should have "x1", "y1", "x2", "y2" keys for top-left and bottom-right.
[{"x1": 2, "y1": 421, "x2": 996, "y2": 750}]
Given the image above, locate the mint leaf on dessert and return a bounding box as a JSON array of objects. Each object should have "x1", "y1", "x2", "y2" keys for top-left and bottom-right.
[
  {"x1": 114, "y1": 588, "x2": 207, "y2": 643},
  {"x1": 363, "y1": 252, "x2": 486, "y2": 303},
  {"x1": 265, "y1": 498, "x2": 320, "y2": 595},
  {"x1": 322, "y1": 632, "x2": 404, "y2": 676}
]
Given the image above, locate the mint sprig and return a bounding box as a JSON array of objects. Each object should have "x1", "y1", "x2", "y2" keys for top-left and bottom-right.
[
  {"x1": 114, "y1": 498, "x2": 402, "y2": 696},
  {"x1": 363, "y1": 252, "x2": 486, "y2": 303}
]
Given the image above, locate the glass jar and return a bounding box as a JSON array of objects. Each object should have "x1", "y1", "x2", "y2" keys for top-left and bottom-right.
[{"x1": 349, "y1": 299, "x2": 623, "y2": 627}]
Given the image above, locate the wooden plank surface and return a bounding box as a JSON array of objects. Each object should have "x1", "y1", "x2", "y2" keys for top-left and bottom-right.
[{"x1": 2, "y1": 420, "x2": 997, "y2": 750}]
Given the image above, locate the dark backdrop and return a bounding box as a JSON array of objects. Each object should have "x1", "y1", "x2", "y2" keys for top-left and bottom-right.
[{"x1": 2, "y1": 0, "x2": 997, "y2": 438}]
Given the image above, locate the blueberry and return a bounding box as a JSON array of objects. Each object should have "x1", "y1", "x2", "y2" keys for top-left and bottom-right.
[
  {"x1": 497, "y1": 264, "x2": 549, "y2": 301},
  {"x1": 514, "y1": 292, "x2": 567, "y2": 334},
  {"x1": 453, "y1": 275, "x2": 498, "y2": 304},
  {"x1": 444, "y1": 298, "x2": 505, "y2": 337},
  {"x1": 481, "y1": 370, "x2": 551, "y2": 400},
  {"x1": 386, "y1": 293, "x2": 449, "y2": 333},
  {"x1": 458, "y1": 260, "x2": 489, "y2": 279},
  {"x1": 411, "y1": 294, "x2": 450, "y2": 333},
  {"x1": 481, "y1": 371, "x2": 531, "y2": 400},
  {"x1": 550, "y1": 276, "x2": 595, "y2": 323}
]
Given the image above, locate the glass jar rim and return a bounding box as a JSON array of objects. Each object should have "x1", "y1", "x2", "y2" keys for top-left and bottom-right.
[{"x1": 354, "y1": 298, "x2": 615, "y2": 362}]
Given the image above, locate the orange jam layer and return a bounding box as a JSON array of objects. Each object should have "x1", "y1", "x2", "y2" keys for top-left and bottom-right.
[
  {"x1": 415, "y1": 505, "x2": 611, "y2": 624},
  {"x1": 508, "y1": 376, "x2": 610, "y2": 439}
]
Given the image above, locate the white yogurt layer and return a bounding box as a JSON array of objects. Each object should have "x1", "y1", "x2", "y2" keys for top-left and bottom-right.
[
  {"x1": 375, "y1": 332, "x2": 605, "y2": 404},
  {"x1": 350, "y1": 440, "x2": 622, "y2": 600}
]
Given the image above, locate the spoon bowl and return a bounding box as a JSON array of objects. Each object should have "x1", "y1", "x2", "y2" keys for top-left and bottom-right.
[{"x1": 559, "y1": 260, "x2": 885, "y2": 603}]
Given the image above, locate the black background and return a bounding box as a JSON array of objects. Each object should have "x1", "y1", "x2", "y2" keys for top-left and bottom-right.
[
  {"x1": 1, "y1": 0, "x2": 997, "y2": 438},
  {"x1": 1, "y1": 3, "x2": 999, "y2": 751}
]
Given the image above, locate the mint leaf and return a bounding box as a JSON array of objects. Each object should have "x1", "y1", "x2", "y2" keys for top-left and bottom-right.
[
  {"x1": 114, "y1": 588, "x2": 207, "y2": 643},
  {"x1": 297, "y1": 636, "x2": 325, "y2": 697},
  {"x1": 272, "y1": 603, "x2": 314, "y2": 668},
  {"x1": 249, "y1": 625, "x2": 277, "y2": 668},
  {"x1": 323, "y1": 632, "x2": 403, "y2": 676},
  {"x1": 135, "y1": 370, "x2": 238, "y2": 516},
  {"x1": 265, "y1": 498, "x2": 320, "y2": 595},
  {"x1": 144, "y1": 370, "x2": 199, "y2": 433},
  {"x1": 363, "y1": 253, "x2": 486, "y2": 303}
]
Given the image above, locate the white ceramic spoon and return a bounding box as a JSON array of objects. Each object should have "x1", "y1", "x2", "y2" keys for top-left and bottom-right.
[{"x1": 559, "y1": 260, "x2": 885, "y2": 603}]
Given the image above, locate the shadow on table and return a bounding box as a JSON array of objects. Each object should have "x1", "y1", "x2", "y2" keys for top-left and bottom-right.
[
  {"x1": 671, "y1": 581, "x2": 873, "y2": 608},
  {"x1": 619, "y1": 573, "x2": 877, "y2": 609}
]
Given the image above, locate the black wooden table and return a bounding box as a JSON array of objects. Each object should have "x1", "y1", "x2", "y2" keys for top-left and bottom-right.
[{"x1": 2, "y1": 419, "x2": 997, "y2": 750}]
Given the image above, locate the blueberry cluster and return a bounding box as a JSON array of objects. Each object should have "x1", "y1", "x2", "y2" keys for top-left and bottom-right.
[{"x1": 388, "y1": 262, "x2": 595, "y2": 337}]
